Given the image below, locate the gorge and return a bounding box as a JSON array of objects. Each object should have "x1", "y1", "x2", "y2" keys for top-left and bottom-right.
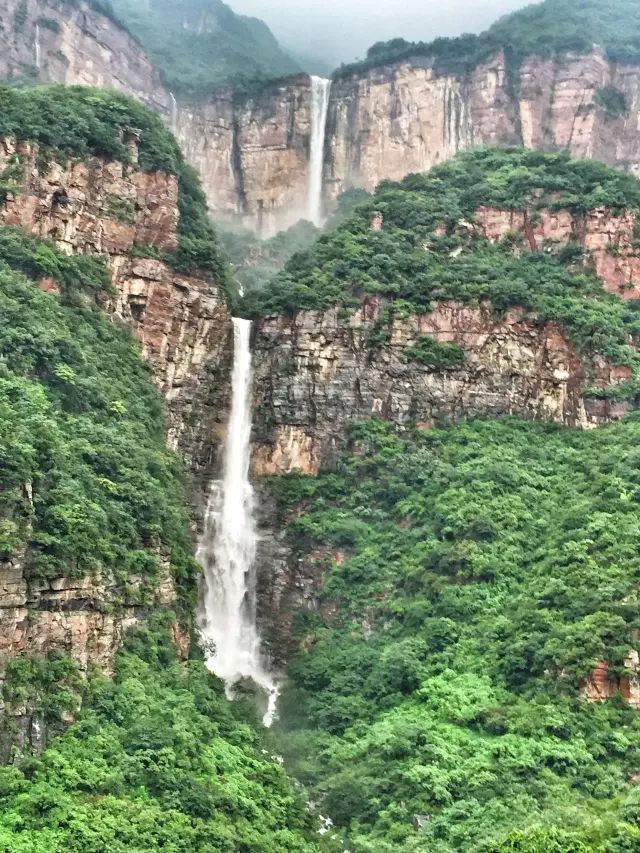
[{"x1": 3, "y1": 0, "x2": 640, "y2": 850}]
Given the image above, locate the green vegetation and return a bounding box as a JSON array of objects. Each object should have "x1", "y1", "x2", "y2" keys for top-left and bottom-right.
[
  {"x1": 270, "y1": 417, "x2": 640, "y2": 851},
  {"x1": 246, "y1": 148, "x2": 640, "y2": 371},
  {"x1": 105, "y1": 196, "x2": 136, "y2": 224},
  {"x1": 336, "y1": 0, "x2": 640, "y2": 79},
  {"x1": 219, "y1": 220, "x2": 320, "y2": 299},
  {"x1": 405, "y1": 336, "x2": 466, "y2": 369},
  {"x1": 0, "y1": 226, "x2": 198, "y2": 599},
  {"x1": 219, "y1": 189, "x2": 371, "y2": 304},
  {"x1": 0, "y1": 617, "x2": 323, "y2": 851},
  {"x1": 109, "y1": 0, "x2": 300, "y2": 99},
  {"x1": 0, "y1": 84, "x2": 232, "y2": 293},
  {"x1": 595, "y1": 87, "x2": 629, "y2": 120}
]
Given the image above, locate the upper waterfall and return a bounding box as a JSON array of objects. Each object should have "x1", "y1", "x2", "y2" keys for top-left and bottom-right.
[
  {"x1": 308, "y1": 76, "x2": 332, "y2": 227},
  {"x1": 197, "y1": 318, "x2": 278, "y2": 727}
]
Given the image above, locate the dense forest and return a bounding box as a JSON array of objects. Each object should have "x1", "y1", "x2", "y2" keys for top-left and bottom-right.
[{"x1": 265, "y1": 418, "x2": 640, "y2": 850}]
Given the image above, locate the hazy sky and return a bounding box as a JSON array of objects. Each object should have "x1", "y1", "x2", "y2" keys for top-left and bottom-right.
[{"x1": 232, "y1": 0, "x2": 532, "y2": 67}]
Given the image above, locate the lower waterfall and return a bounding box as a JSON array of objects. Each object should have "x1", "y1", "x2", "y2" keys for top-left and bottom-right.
[{"x1": 197, "y1": 318, "x2": 279, "y2": 726}]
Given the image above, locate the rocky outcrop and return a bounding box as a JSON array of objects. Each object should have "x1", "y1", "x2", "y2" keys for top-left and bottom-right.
[
  {"x1": 252, "y1": 298, "x2": 630, "y2": 476},
  {"x1": 325, "y1": 50, "x2": 640, "y2": 205},
  {"x1": 0, "y1": 137, "x2": 232, "y2": 484},
  {"x1": 582, "y1": 654, "x2": 640, "y2": 708},
  {"x1": 475, "y1": 206, "x2": 640, "y2": 299}
]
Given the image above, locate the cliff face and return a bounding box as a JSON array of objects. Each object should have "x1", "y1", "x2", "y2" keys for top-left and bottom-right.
[
  {"x1": 0, "y1": 137, "x2": 232, "y2": 480},
  {"x1": 172, "y1": 79, "x2": 314, "y2": 237},
  {"x1": 252, "y1": 301, "x2": 629, "y2": 478},
  {"x1": 0, "y1": 137, "x2": 232, "y2": 746},
  {"x1": 250, "y1": 202, "x2": 640, "y2": 660},
  {"x1": 0, "y1": 0, "x2": 170, "y2": 113},
  {"x1": 325, "y1": 50, "x2": 640, "y2": 203}
]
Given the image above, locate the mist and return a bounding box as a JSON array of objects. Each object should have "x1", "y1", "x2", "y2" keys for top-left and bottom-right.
[{"x1": 231, "y1": 0, "x2": 533, "y2": 68}]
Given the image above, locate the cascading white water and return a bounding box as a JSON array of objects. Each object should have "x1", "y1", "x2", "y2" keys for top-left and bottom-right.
[
  {"x1": 34, "y1": 23, "x2": 41, "y2": 71},
  {"x1": 308, "y1": 76, "x2": 332, "y2": 227},
  {"x1": 169, "y1": 92, "x2": 178, "y2": 134},
  {"x1": 197, "y1": 318, "x2": 279, "y2": 726}
]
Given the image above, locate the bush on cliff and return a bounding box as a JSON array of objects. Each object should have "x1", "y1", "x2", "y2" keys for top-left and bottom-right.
[{"x1": 270, "y1": 416, "x2": 640, "y2": 851}]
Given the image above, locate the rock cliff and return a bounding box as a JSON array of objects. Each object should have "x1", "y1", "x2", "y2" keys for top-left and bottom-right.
[
  {"x1": 10, "y1": 0, "x2": 640, "y2": 236},
  {"x1": 0, "y1": 135, "x2": 232, "y2": 747},
  {"x1": 324, "y1": 50, "x2": 640, "y2": 204},
  {"x1": 0, "y1": 0, "x2": 170, "y2": 113},
  {"x1": 172, "y1": 78, "x2": 314, "y2": 237},
  {"x1": 0, "y1": 136, "x2": 232, "y2": 481}
]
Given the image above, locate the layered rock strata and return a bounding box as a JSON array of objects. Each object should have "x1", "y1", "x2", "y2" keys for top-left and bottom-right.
[{"x1": 252, "y1": 298, "x2": 630, "y2": 477}]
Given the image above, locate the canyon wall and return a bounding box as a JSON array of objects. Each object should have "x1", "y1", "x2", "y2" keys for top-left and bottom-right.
[
  {"x1": 172, "y1": 78, "x2": 314, "y2": 236},
  {"x1": 0, "y1": 137, "x2": 233, "y2": 480},
  {"x1": 325, "y1": 50, "x2": 640, "y2": 203},
  {"x1": 8, "y1": 0, "x2": 640, "y2": 236},
  {"x1": 249, "y1": 202, "x2": 640, "y2": 662},
  {"x1": 0, "y1": 136, "x2": 232, "y2": 745},
  {"x1": 0, "y1": 0, "x2": 171, "y2": 113}
]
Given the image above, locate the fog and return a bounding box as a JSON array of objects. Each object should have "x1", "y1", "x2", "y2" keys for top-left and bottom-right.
[{"x1": 232, "y1": 0, "x2": 533, "y2": 68}]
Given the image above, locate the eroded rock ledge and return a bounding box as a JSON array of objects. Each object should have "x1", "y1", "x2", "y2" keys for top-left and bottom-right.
[{"x1": 252, "y1": 298, "x2": 629, "y2": 477}]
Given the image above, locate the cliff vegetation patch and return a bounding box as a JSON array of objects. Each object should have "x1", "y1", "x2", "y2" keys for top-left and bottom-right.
[{"x1": 0, "y1": 226, "x2": 198, "y2": 598}]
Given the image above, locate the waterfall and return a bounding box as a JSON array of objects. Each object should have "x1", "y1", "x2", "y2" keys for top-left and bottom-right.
[
  {"x1": 169, "y1": 92, "x2": 178, "y2": 134},
  {"x1": 34, "y1": 23, "x2": 41, "y2": 71},
  {"x1": 308, "y1": 76, "x2": 332, "y2": 227},
  {"x1": 197, "y1": 318, "x2": 279, "y2": 727}
]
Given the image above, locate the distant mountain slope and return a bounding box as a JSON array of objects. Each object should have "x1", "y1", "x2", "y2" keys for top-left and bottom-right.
[{"x1": 109, "y1": 0, "x2": 301, "y2": 99}]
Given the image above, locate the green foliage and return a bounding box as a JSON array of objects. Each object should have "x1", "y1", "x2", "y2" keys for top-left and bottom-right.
[
  {"x1": 13, "y1": 0, "x2": 27, "y2": 31},
  {"x1": 335, "y1": 0, "x2": 640, "y2": 80},
  {"x1": 247, "y1": 149, "x2": 640, "y2": 370},
  {"x1": 105, "y1": 196, "x2": 136, "y2": 224},
  {"x1": 595, "y1": 87, "x2": 629, "y2": 120},
  {"x1": 0, "y1": 227, "x2": 198, "y2": 598},
  {"x1": 36, "y1": 16, "x2": 61, "y2": 32},
  {"x1": 220, "y1": 219, "x2": 320, "y2": 303},
  {"x1": 0, "y1": 619, "x2": 322, "y2": 851},
  {"x1": 405, "y1": 336, "x2": 466, "y2": 369},
  {"x1": 0, "y1": 155, "x2": 24, "y2": 204},
  {"x1": 0, "y1": 84, "x2": 179, "y2": 173},
  {"x1": 1, "y1": 653, "x2": 83, "y2": 747},
  {"x1": 270, "y1": 417, "x2": 640, "y2": 850},
  {"x1": 108, "y1": 0, "x2": 300, "y2": 99}
]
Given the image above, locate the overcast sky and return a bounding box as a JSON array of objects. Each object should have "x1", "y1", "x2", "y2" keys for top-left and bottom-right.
[{"x1": 232, "y1": 0, "x2": 533, "y2": 67}]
